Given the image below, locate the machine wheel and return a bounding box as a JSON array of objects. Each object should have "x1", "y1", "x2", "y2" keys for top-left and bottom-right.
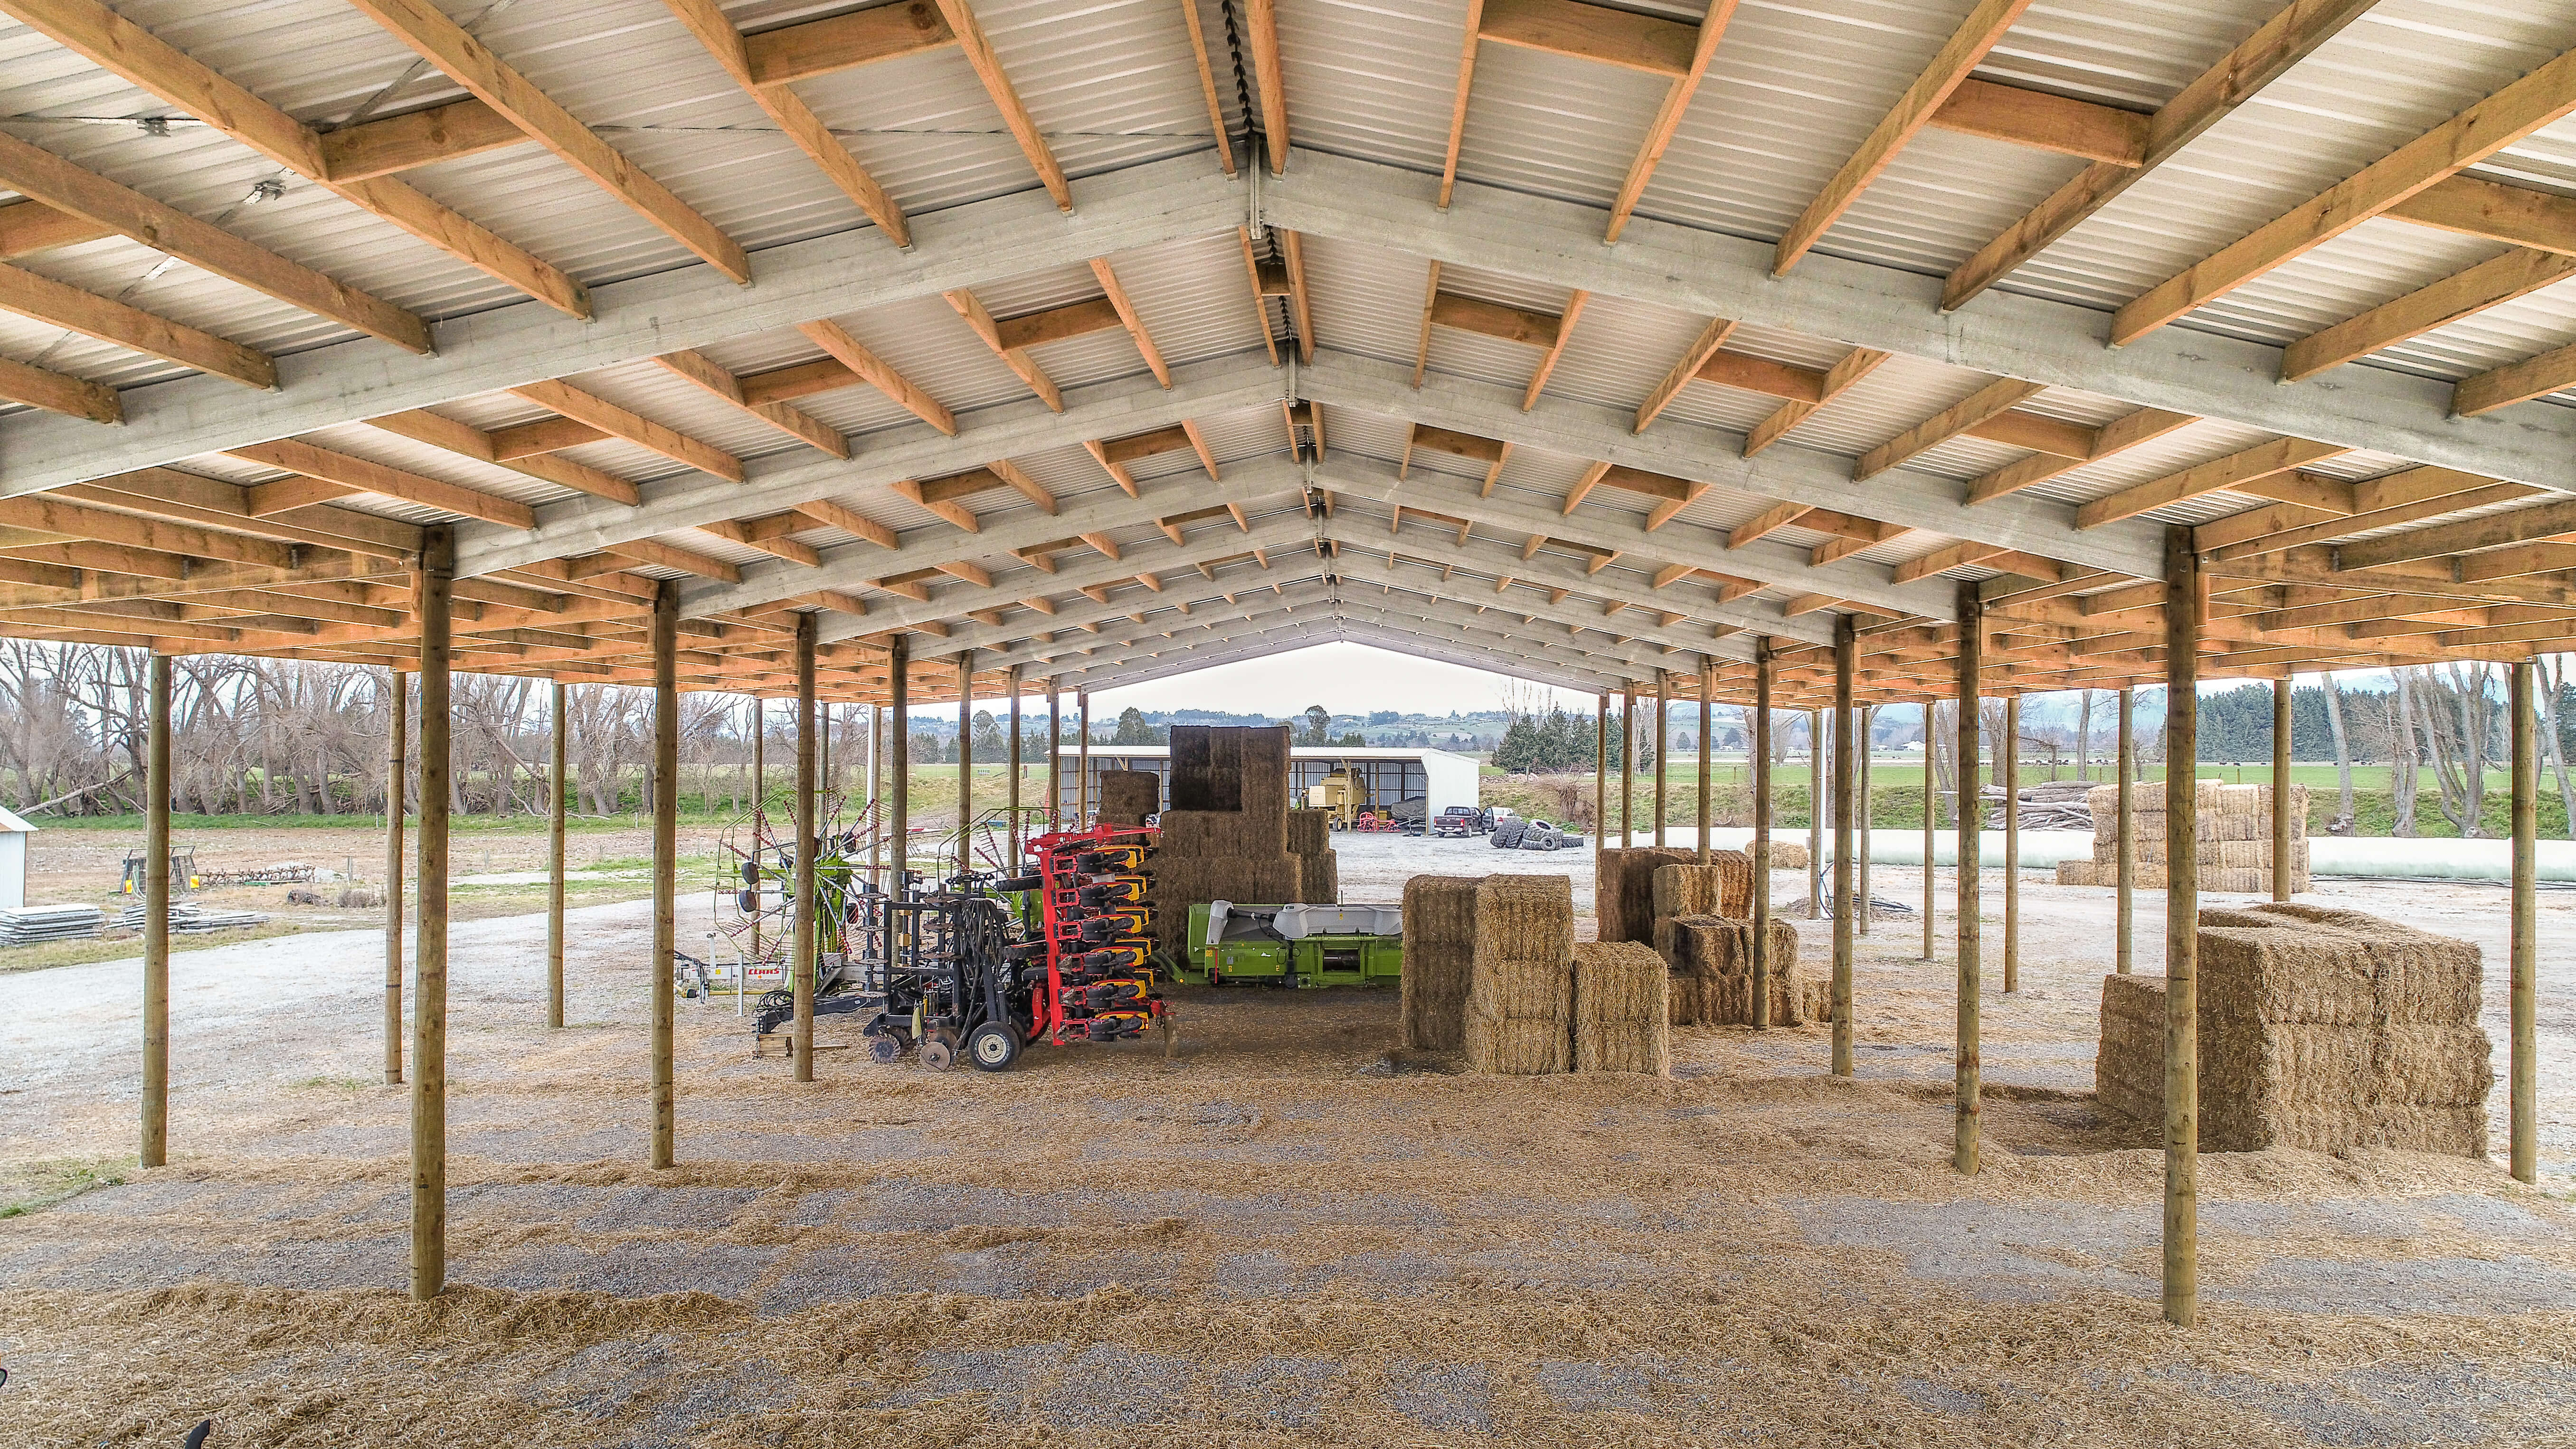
[
  {"x1": 865, "y1": 1033, "x2": 902, "y2": 1064},
  {"x1": 965, "y1": 1021, "x2": 1022, "y2": 1072},
  {"x1": 919, "y1": 1034, "x2": 957, "y2": 1071}
]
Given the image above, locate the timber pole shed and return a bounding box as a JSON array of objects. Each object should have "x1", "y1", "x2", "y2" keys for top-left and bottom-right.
[{"x1": 0, "y1": 0, "x2": 2545, "y2": 1318}]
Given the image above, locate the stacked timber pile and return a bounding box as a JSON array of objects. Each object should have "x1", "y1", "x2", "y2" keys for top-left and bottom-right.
[
  {"x1": 1400, "y1": 875, "x2": 1477, "y2": 1051},
  {"x1": 1572, "y1": 941, "x2": 1671, "y2": 1075},
  {"x1": 1095, "y1": 770, "x2": 1161, "y2": 826},
  {"x1": 2056, "y1": 782, "x2": 2311, "y2": 893},
  {"x1": 1463, "y1": 875, "x2": 1576, "y2": 1074},
  {"x1": 1146, "y1": 726, "x2": 1301, "y2": 954},
  {"x1": 0, "y1": 904, "x2": 104, "y2": 945},
  {"x1": 1662, "y1": 916, "x2": 1818, "y2": 1026},
  {"x1": 118, "y1": 901, "x2": 267, "y2": 932},
  {"x1": 2095, "y1": 902, "x2": 2490, "y2": 1155},
  {"x1": 1288, "y1": 807, "x2": 1338, "y2": 904}
]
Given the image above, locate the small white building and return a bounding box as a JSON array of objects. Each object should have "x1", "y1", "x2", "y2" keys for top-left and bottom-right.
[
  {"x1": 0, "y1": 805, "x2": 33, "y2": 911},
  {"x1": 1059, "y1": 745, "x2": 1481, "y2": 824}
]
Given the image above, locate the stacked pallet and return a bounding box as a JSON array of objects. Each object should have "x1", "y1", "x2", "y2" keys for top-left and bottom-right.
[
  {"x1": 2095, "y1": 902, "x2": 2490, "y2": 1156},
  {"x1": 1145, "y1": 726, "x2": 1302, "y2": 954},
  {"x1": 1463, "y1": 875, "x2": 1576, "y2": 1074},
  {"x1": 1288, "y1": 807, "x2": 1338, "y2": 905},
  {"x1": 2055, "y1": 782, "x2": 2311, "y2": 893},
  {"x1": 0, "y1": 904, "x2": 104, "y2": 945}
]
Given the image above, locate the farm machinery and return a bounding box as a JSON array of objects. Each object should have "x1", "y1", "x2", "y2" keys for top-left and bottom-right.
[
  {"x1": 751, "y1": 823, "x2": 1169, "y2": 1071},
  {"x1": 1172, "y1": 901, "x2": 1405, "y2": 990}
]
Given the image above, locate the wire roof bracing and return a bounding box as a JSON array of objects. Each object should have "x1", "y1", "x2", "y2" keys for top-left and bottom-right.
[{"x1": 3, "y1": 0, "x2": 2576, "y2": 707}]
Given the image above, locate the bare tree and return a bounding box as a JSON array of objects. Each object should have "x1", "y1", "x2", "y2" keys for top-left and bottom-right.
[
  {"x1": 2389, "y1": 670, "x2": 2421, "y2": 836},
  {"x1": 2320, "y1": 672, "x2": 2356, "y2": 834},
  {"x1": 2539, "y1": 655, "x2": 2575, "y2": 839}
]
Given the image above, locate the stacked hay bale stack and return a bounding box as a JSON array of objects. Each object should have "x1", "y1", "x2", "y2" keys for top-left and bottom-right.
[
  {"x1": 1288, "y1": 807, "x2": 1338, "y2": 905},
  {"x1": 1096, "y1": 770, "x2": 1162, "y2": 827},
  {"x1": 1661, "y1": 915, "x2": 1815, "y2": 1025},
  {"x1": 1463, "y1": 876, "x2": 1577, "y2": 1074},
  {"x1": 1399, "y1": 875, "x2": 1477, "y2": 1051},
  {"x1": 2093, "y1": 902, "x2": 2490, "y2": 1155},
  {"x1": 1145, "y1": 726, "x2": 1302, "y2": 957},
  {"x1": 2056, "y1": 781, "x2": 2310, "y2": 893},
  {"x1": 1594, "y1": 846, "x2": 1698, "y2": 943},
  {"x1": 1572, "y1": 941, "x2": 1671, "y2": 1075}
]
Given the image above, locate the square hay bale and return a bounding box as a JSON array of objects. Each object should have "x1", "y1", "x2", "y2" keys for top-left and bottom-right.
[
  {"x1": 1572, "y1": 941, "x2": 1671, "y2": 1075},
  {"x1": 1287, "y1": 808, "x2": 1332, "y2": 857},
  {"x1": 2095, "y1": 974, "x2": 2167, "y2": 1122},
  {"x1": 1158, "y1": 809, "x2": 1290, "y2": 857},
  {"x1": 1096, "y1": 770, "x2": 1161, "y2": 825},
  {"x1": 2163, "y1": 903, "x2": 2490, "y2": 1155},
  {"x1": 1464, "y1": 1004, "x2": 1571, "y2": 1075},
  {"x1": 1168, "y1": 725, "x2": 1243, "y2": 813},
  {"x1": 1467, "y1": 875, "x2": 1576, "y2": 1023},
  {"x1": 1236, "y1": 726, "x2": 1294, "y2": 824},
  {"x1": 1297, "y1": 848, "x2": 1339, "y2": 906},
  {"x1": 1147, "y1": 853, "x2": 1303, "y2": 952},
  {"x1": 2056, "y1": 860, "x2": 2100, "y2": 887},
  {"x1": 1597, "y1": 847, "x2": 1697, "y2": 943},
  {"x1": 1650, "y1": 857, "x2": 1753, "y2": 925},
  {"x1": 1664, "y1": 915, "x2": 1804, "y2": 1025},
  {"x1": 1401, "y1": 876, "x2": 1478, "y2": 1051}
]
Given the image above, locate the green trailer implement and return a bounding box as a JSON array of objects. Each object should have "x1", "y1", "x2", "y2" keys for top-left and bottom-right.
[{"x1": 1175, "y1": 901, "x2": 1404, "y2": 988}]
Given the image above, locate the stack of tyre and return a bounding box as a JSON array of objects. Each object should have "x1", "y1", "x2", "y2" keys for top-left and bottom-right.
[{"x1": 1491, "y1": 817, "x2": 1571, "y2": 851}]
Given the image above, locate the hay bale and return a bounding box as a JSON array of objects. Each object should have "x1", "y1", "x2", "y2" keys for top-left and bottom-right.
[
  {"x1": 1663, "y1": 915, "x2": 1803, "y2": 1025},
  {"x1": 1286, "y1": 808, "x2": 1332, "y2": 857},
  {"x1": 2101, "y1": 904, "x2": 2490, "y2": 1156},
  {"x1": 1765, "y1": 840, "x2": 1810, "y2": 872},
  {"x1": 1236, "y1": 725, "x2": 1294, "y2": 824},
  {"x1": 1463, "y1": 876, "x2": 1575, "y2": 1074},
  {"x1": 1096, "y1": 769, "x2": 1161, "y2": 825},
  {"x1": 1158, "y1": 809, "x2": 1290, "y2": 857},
  {"x1": 1572, "y1": 941, "x2": 1671, "y2": 1075},
  {"x1": 1400, "y1": 875, "x2": 1477, "y2": 1051},
  {"x1": 1296, "y1": 848, "x2": 1339, "y2": 906},
  {"x1": 2055, "y1": 860, "x2": 2099, "y2": 887},
  {"x1": 1597, "y1": 847, "x2": 1696, "y2": 943},
  {"x1": 1650, "y1": 856, "x2": 1752, "y2": 924},
  {"x1": 1147, "y1": 853, "x2": 1302, "y2": 952}
]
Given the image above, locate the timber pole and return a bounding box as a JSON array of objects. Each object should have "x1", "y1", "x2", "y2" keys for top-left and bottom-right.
[
  {"x1": 1620, "y1": 686, "x2": 1634, "y2": 848},
  {"x1": 1954, "y1": 581, "x2": 1983, "y2": 1176},
  {"x1": 2272, "y1": 677, "x2": 2293, "y2": 901},
  {"x1": 2118, "y1": 687, "x2": 2135, "y2": 975},
  {"x1": 1047, "y1": 683, "x2": 1062, "y2": 832},
  {"x1": 868, "y1": 702, "x2": 885, "y2": 891},
  {"x1": 957, "y1": 650, "x2": 975, "y2": 876},
  {"x1": 1593, "y1": 692, "x2": 1607, "y2": 873},
  {"x1": 383, "y1": 669, "x2": 407, "y2": 1083},
  {"x1": 1858, "y1": 703, "x2": 1874, "y2": 939},
  {"x1": 793, "y1": 614, "x2": 818, "y2": 1084},
  {"x1": 1922, "y1": 700, "x2": 1935, "y2": 964},
  {"x1": 412, "y1": 525, "x2": 455, "y2": 1299},
  {"x1": 649, "y1": 580, "x2": 678, "y2": 1172},
  {"x1": 2163, "y1": 525, "x2": 2203, "y2": 1328},
  {"x1": 1808, "y1": 709, "x2": 1824, "y2": 919},
  {"x1": 141, "y1": 652, "x2": 170, "y2": 1168},
  {"x1": 1697, "y1": 659, "x2": 1712, "y2": 864},
  {"x1": 890, "y1": 636, "x2": 911, "y2": 882},
  {"x1": 2511, "y1": 660, "x2": 2538, "y2": 1184},
  {"x1": 1832, "y1": 614, "x2": 1856, "y2": 1077},
  {"x1": 548, "y1": 680, "x2": 566, "y2": 1029},
  {"x1": 748, "y1": 696, "x2": 764, "y2": 961},
  {"x1": 1007, "y1": 666, "x2": 1023, "y2": 865},
  {"x1": 2004, "y1": 694, "x2": 2020, "y2": 994},
  {"x1": 1752, "y1": 640, "x2": 1773, "y2": 1030},
  {"x1": 1653, "y1": 673, "x2": 1669, "y2": 849},
  {"x1": 1077, "y1": 691, "x2": 1091, "y2": 822}
]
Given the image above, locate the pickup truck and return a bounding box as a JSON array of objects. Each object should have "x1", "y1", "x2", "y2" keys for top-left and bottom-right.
[{"x1": 1430, "y1": 805, "x2": 1487, "y2": 838}]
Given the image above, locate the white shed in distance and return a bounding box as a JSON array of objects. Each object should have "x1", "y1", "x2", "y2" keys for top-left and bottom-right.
[{"x1": 0, "y1": 805, "x2": 34, "y2": 911}]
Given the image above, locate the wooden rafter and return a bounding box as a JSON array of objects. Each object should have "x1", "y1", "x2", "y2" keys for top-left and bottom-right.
[
  {"x1": 1090, "y1": 259, "x2": 1172, "y2": 386},
  {"x1": 346, "y1": 0, "x2": 751, "y2": 281},
  {"x1": 365, "y1": 410, "x2": 639, "y2": 505},
  {"x1": 1246, "y1": 0, "x2": 1290, "y2": 174},
  {"x1": 1774, "y1": 0, "x2": 2035, "y2": 274},
  {"x1": 223, "y1": 439, "x2": 537, "y2": 529},
  {"x1": 2075, "y1": 438, "x2": 2352, "y2": 530},
  {"x1": 947, "y1": 288, "x2": 1065, "y2": 411},
  {"x1": 2282, "y1": 248, "x2": 2576, "y2": 383},
  {"x1": 652, "y1": 350, "x2": 849, "y2": 458},
  {"x1": 796, "y1": 320, "x2": 958, "y2": 434},
  {"x1": 508, "y1": 380, "x2": 746, "y2": 481},
  {"x1": 1855, "y1": 377, "x2": 2043, "y2": 480},
  {"x1": 1924, "y1": 78, "x2": 2148, "y2": 166},
  {"x1": 933, "y1": 0, "x2": 1070, "y2": 208},
  {"x1": 1634, "y1": 315, "x2": 1736, "y2": 431},
  {"x1": 1943, "y1": 0, "x2": 2375, "y2": 308},
  {"x1": 2112, "y1": 45, "x2": 2576, "y2": 345},
  {"x1": 0, "y1": 0, "x2": 588, "y2": 318}
]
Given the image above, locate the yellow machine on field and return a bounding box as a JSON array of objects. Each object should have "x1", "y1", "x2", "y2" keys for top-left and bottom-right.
[{"x1": 1305, "y1": 768, "x2": 1369, "y2": 829}]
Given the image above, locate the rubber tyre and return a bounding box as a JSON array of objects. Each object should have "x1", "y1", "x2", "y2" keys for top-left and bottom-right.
[
  {"x1": 1491, "y1": 819, "x2": 1528, "y2": 849},
  {"x1": 966, "y1": 1021, "x2": 1022, "y2": 1072}
]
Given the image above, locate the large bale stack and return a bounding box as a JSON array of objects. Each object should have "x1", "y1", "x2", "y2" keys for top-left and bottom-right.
[
  {"x1": 1662, "y1": 915, "x2": 1808, "y2": 1026},
  {"x1": 1463, "y1": 876, "x2": 1576, "y2": 1074},
  {"x1": 1144, "y1": 726, "x2": 1301, "y2": 952},
  {"x1": 1096, "y1": 770, "x2": 1161, "y2": 826},
  {"x1": 2055, "y1": 782, "x2": 2310, "y2": 893},
  {"x1": 1400, "y1": 875, "x2": 1479, "y2": 1051},
  {"x1": 1572, "y1": 941, "x2": 1671, "y2": 1075},
  {"x1": 1648, "y1": 857, "x2": 1753, "y2": 947},
  {"x1": 1595, "y1": 847, "x2": 1696, "y2": 942},
  {"x1": 2092, "y1": 902, "x2": 2490, "y2": 1156}
]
